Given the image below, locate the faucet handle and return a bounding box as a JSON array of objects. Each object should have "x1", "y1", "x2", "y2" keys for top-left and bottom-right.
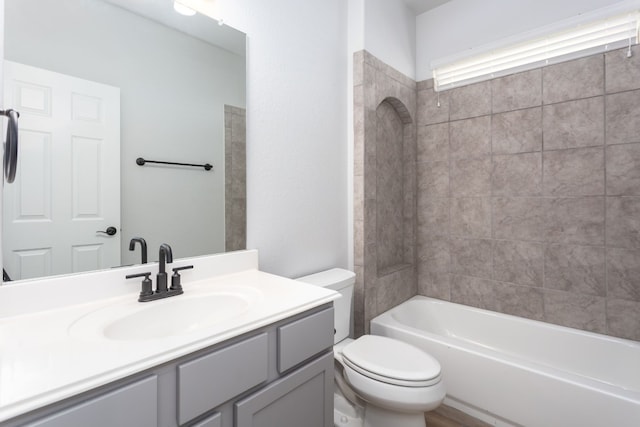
[
  {"x1": 171, "y1": 265, "x2": 193, "y2": 292},
  {"x1": 126, "y1": 272, "x2": 154, "y2": 301}
]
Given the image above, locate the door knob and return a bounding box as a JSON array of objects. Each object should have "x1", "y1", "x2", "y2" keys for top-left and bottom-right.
[{"x1": 97, "y1": 226, "x2": 117, "y2": 236}]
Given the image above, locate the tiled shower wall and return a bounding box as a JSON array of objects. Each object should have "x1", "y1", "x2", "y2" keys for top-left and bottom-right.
[
  {"x1": 416, "y1": 47, "x2": 640, "y2": 341},
  {"x1": 353, "y1": 51, "x2": 417, "y2": 336},
  {"x1": 224, "y1": 105, "x2": 246, "y2": 252}
]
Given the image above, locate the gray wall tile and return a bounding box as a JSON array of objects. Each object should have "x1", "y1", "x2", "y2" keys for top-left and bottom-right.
[
  {"x1": 493, "y1": 197, "x2": 544, "y2": 241},
  {"x1": 542, "y1": 147, "x2": 605, "y2": 196},
  {"x1": 606, "y1": 197, "x2": 640, "y2": 249},
  {"x1": 357, "y1": 52, "x2": 418, "y2": 334},
  {"x1": 544, "y1": 197, "x2": 605, "y2": 245},
  {"x1": 369, "y1": 53, "x2": 417, "y2": 91},
  {"x1": 353, "y1": 266, "x2": 365, "y2": 336},
  {"x1": 606, "y1": 142, "x2": 640, "y2": 196},
  {"x1": 543, "y1": 290, "x2": 606, "y2": 333},
  {"x1": 542, "y1": 96, "x2": 604, "y2": 150},
  {"x1": 353, "y1": 177, "x2": 365, "y2": 222},
  {"x1": 450, "y1": 197, "x2": 492, "y2": 238},
  {"x1": 606, "y1": 299, "x2": 640, "y2": 341},
  {"x1": 607, "y1": 247, "x2": 640, "y2": 302},
  {"x1": 376, "y1": 81, "x2": 417, "y2": 123},
  {"x1": 450, "y1": 115, "x2": 491, "y2": 159},
  {"x1": 417, "y1": 79, "x2": 434, "y2": 91},
  {"x1": 354, "y1": 220, "x2": 364, "y2": 266},
  {"x1": 417, "y1": 270, "x2": 451, "y2": 300},
  {"x1": 605, "y1": 45, "x2": 640, "y2": 94},
  {"x1": 353, "y1": 51, "x2": 364, "y2": 86},
  {"x1": 492, "y1": 107, "x2": 542, "y2": 154},
  {"x1": 418, "y1": 88, "x2": 449, "y2": 125},
  {"x1": 376, "y1": 100, "x2": 406, "y2": 271},
  {"x1": 414, "y1": 52, "x2": 640, "y2": 340},
  {"x1": 544, "y1": 244, "x2": 606, "y2": 297},
  {"x1": 418, "y1": 160, "x2": 449, "y2": 197},
  {"x1": 493, "y1": 240, "x2": 543, "y2": 287},
  {"x1": 375, "y1": 266, "x2": 416, "y2": 316},
  {"x1": 417, "y1": 236, "x2": 450, "y2": 278},
  {"x1": 353, "y1": 89, "x2": 365, "y2": 176},
  {"x1": 542, "y1": 55, "x2": 604, "y2": 104},
  {"x1": 417, "y1": 123, "x2": 449, "y2": 163},
  {"x1": 492, "y1": 152, "x2": 542, "y2": 196},
  {"x1": 417, "y1": 196, "x2": 449, "y2": 237},
  {"x1": 451, "y1": 156, "x2": 492, "y2": 196},
  {"x1": 606, "y1": 90, "x2": 640, "y2": 145},
  {"x1": 450, "y1": 238, "x2": 493, "y2": 279},
  {"x1": 492, "y1": 69, "x2": 542, "y2": 113},
  {"x1": 363, "y1": 63, "x2": 378, "y2": 110},
  {"x1": 449, "y1": 81, "x2": 492, "y2": 120},
  {"x1": 451, "y1": 275, "x2": 544, "y2": 320}
]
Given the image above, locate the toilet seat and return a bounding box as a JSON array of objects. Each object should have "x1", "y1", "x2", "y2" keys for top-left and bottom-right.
[{"x1": 341, "y1": 336, "x2": 441, "y2": 387}]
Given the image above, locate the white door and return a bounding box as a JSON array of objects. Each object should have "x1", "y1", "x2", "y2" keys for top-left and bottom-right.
[{"x1": 2, "y1": 61, "x2": 120, "y2": 280}]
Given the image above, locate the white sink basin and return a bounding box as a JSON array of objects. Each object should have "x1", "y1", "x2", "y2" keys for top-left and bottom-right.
[{"x1": 69, "y1": 286, "x2": 262, "y2": 341}]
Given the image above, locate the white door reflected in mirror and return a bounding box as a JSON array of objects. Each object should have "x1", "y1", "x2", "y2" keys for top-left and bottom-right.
[{"x1": 2, "y1": 61, "x2": 121, "y2": 280}]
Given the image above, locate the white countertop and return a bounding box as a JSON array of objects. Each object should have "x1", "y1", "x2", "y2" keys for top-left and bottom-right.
[{"x1": 0, "y1": 251, "x2": 339, "y2": 422}]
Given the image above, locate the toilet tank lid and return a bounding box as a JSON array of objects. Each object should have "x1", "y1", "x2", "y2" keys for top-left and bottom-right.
[{"x1": 296, "y1": 268, "x2": 355, "y2": 290}]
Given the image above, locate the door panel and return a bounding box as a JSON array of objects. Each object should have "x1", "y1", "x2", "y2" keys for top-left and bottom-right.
[{"x1": 3, "y1": 61, "x2": 121, "y2": 280}]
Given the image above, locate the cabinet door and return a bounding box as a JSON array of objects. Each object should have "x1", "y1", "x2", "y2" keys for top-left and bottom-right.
[
  {"x1": 178, "y1": 333, "x2": 269, "y2": 424},
  {"x1": 29, "y1": 376, "x2": 157, "y2": 427},
  {"x1": 235, "y1": 352, "x2": 333, "y2": 427},
  {"x1": 192, "y1": 412, "x2": 221, "y2": 427}
]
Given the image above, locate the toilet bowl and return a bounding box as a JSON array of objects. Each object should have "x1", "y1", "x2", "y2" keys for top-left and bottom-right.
[{"x1": 297, "y1": 269, "x2": 445, "y2": 427}]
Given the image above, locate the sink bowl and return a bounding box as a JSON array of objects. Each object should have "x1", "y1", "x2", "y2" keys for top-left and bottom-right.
[
  {"x1": 70, "y1": 286, "x2": 262, "y2": 341},
  {"x1": 105, "y1": 294, "x2": 249, "y2": 340}
]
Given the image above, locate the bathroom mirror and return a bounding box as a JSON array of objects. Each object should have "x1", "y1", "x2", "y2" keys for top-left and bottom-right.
[{"x1": 1, "y1": 0, "x2": 246, "y2": 282}]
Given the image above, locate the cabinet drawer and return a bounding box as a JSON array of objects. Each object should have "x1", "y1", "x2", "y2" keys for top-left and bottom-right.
[
  {"x1": 31, "y1": 376, "x2": 157, "y2": 427},
  {"x1": 178, "y1": 333, "x2": 268, "y2": 424},
  {"x1": 277, "y1": 307, "x2": 333, "y2": 373}
]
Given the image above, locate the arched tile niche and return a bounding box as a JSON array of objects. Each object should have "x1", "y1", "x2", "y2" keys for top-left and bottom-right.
[{"x1": 353, "y1": 51, "x2": 417, "y2": 336}]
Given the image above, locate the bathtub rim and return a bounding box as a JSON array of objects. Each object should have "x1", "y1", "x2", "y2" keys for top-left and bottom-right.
[
  {"x1": 371, "y1": 295, "x2": 640, "y2": 399},
  {"x1": 375, "y1": 295, "x2": 640, "y2": 349}
]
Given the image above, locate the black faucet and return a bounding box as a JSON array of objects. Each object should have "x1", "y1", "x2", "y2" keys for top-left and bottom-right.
[
  {"x1": 126, "y1": 243, "x2": 191, "y2": 302},
  {"x1": 156, "y1": 243, "x2": 173, "y2": 293},
  {"x1": 128, "y1": 237, "x2": 148, "y2": 264}
]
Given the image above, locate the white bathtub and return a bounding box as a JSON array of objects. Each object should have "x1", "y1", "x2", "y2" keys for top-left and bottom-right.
[{"x1": 370, "y1": 296, "x2": 640, "y2": 427}]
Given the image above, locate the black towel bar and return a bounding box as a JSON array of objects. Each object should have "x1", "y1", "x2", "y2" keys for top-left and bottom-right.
[{"x1": 136, "y1": 157, "x2": 212, "y2": 171}]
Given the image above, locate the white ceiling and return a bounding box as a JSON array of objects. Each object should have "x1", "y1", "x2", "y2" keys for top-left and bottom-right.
[
  {"x1": 101, "y1": 0, "x2": 245, "y2": 56},
  {"x1": 403, "y1": 0, "x2": 452, "y2": 15}
]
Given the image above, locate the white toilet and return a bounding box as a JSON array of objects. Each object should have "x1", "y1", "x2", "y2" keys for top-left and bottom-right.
[{"x1": 297, "y1": 269, "x2": 445, "y2": 427}]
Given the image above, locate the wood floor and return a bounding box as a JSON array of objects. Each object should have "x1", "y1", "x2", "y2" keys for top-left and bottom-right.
[{"x1": 425, "y1": 405, "x2": 492, "y2": 427}]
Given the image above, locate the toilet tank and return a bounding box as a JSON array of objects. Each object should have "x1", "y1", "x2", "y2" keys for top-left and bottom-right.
[{"x1": 296, "y1": 268, "x2": 355, "y2": 344}]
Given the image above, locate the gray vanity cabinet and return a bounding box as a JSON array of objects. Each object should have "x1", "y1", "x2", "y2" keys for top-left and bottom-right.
[
  {"x1": 3, "y1": 304, "x2": 334, "y2": 427},
  {"x1": 192, "y1": 412, "x2": 222, "y2": 427},
  {"x1": 178, "y1": 333, "x2": 269, "y2": 424},
  {"x1": 235, "y1": 352, "x2": 333, "y2": 427},
  {"x1": 27, "y1": 376, "x2": 158, "y2": 427},
  {"x1": 277, "y1": 307, "x2": 334, "y2": 373}
]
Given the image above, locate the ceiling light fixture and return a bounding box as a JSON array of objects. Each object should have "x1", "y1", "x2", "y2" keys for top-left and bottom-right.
[
  {"x1": 173, "y1": 0, "x2": 197, "y2": 16},
  {"x1": 432, "y1": 9, "x2": 640, "y2": 91},
  {"x1": 172, "y1": 0, "x2": 223, "y2": 24}
]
